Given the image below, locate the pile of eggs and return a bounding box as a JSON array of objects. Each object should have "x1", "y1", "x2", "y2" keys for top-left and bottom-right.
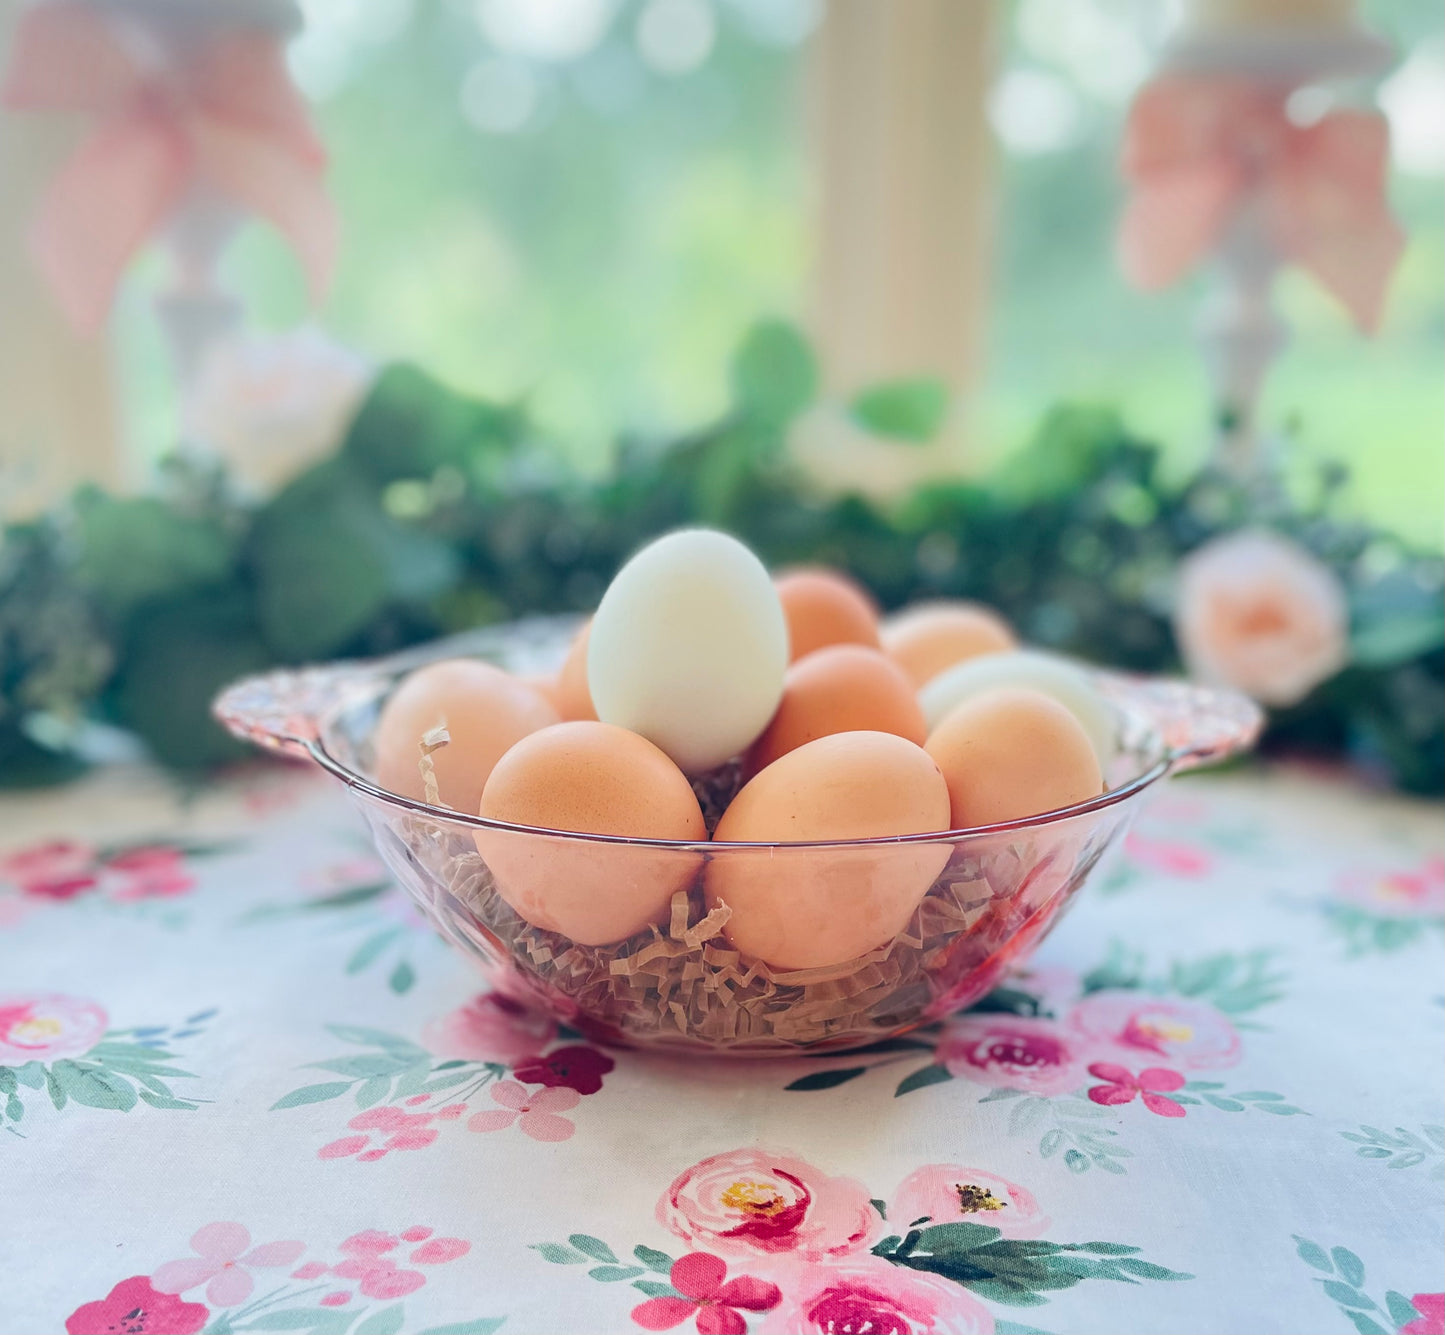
[{"x1": 374, "y1": 529, "x2": 1112, "y2": 972}]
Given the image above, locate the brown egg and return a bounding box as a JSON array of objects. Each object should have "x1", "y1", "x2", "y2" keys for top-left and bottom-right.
[
  {"x1": 925, "y1": 686, "x2": 1103, "y2": 828},
  {"x1": 555, "y1": 621, "x2": 598, "y2": 721},
  {"x1": 522, "y1": 675, "x2": 563, "y2": 714},
  {"x1": 476, "y1": 721, "x2": 706, "y2": 945},
  {"x1": 881, "y1": 601, "x2": 1016, "y2": 687},
  {"x1": 746, "y1": 645, "x2": 927, "y2": 776},
  {"x1": 708, "y1": 731, "x2": 952, "y2": 969},
  {"x1": 374, "y1": 660, "x2": 558, "y2": 815},
  {"x1": 774, "y1": 567, "x2": 881, "y2": 662}
]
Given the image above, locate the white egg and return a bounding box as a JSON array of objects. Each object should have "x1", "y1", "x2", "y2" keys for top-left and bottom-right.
[
  {"x1": 918, "y1": 649, "x2": 1117, "y2": 764},
  {"x1": 587, "y1": 529, "x2": 788, "y2": 773}
]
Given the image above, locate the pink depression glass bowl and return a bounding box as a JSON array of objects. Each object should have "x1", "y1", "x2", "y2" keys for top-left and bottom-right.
[{"x1": 215, "y1": 616, "x2": 1260, "y2": 1056}]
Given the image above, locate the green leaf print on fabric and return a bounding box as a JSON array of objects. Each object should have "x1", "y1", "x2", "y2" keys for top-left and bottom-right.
[
  {"x1": 877, "y1": 942, "x2": 1301, "y2": 1176},
  {"x1": 1341, "y1": 1125, "x2": 1445, "y2": 1179},
  {"x1": 241, "y1": 861, "x2": 434, "y2": 995},
  {"x1": 65, "y1": 1220, "x2": 501, "y2": 1335},
  {"x1": 531, "y1": 1148, "x2": 1192, "y2": 1329},
  {"x1": 271, "y1": 1026, "x2": 500, "y2": 1113},
  {"x1": 871, "y1": 1222, "x2": 1192, "y2": 1306},
  {"x1": 1, "y1": 998, "x2": 210, "y2": 1135},
  {"x1": 1321, "y1": 857, "x2": 1445, "y2": 956},
  {"x1": 1292, "y1": 1234, "x2": 1429, "y2": 1335}
]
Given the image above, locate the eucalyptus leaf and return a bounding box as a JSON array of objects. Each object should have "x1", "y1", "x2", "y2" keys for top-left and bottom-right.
[
  {"x1": 569, "y1": 1235, "x2": 618, "y2": 1263},
  {"x1": 354, "y1": 1305, "x2": 406, "y2": 1335},
  {"x1": 418, "y1": 1322, "x2": 505, "y2": 1335},
  {"x1": 850, "y1": 377, "x2": 949, "y2": 443},
  {"x1": 895, "y1": 1064, "x2": 952, "y2": 1097},
  {"x1": 271, "y1": 1082, "x2": 353, "y2": 1110},
  {"x1": 1386, "y1": 1292, "x2": 1422, "y2": 1327},
  {"x1": 786, "y1": 1067, "x2": 868, "y2": 1092},
  {"x1": 730, "y1": 319, "x2": 817, "y2": 427},
  {"x1": 73, "y1": 492, "x2": 234, "y2": 616},
  {"x1": 633, "y1": 1245, "x2": 673, "y2": 1273},
  {"x1": 108, "y1": 591, "x2": 268, "y2": 769}
]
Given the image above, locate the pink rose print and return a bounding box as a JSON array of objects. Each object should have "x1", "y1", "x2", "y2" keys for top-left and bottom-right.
[
  {"x1": 1336, "y1": 857, "x2": 1445, "y2": 919},
  {"x1": 1068, "y1": 990, "x2": 1241, "y2": 1070},
  {"x1": 1401, "y1": 1293, "x2": 1445, "y2": 1335},
  {"x1": 0, "y1": 993, "x2": 107, "y2": 1063},
  {"x1": 936, "y1": 1015, "x2": 1089, "y2": 1096},
  {"x1": 319, "y1": 1103, "x2": 468, "y2": 1162},
  {"x1": 1, "y1": 839, "x2": 98, "y2": 900},
  {"x1": 658, "y1": 1148, "x2": 879, "y2": 1261},
  {"x1": 513, "y1": 1044, "x2": 615, "y2": 1095},
  {"x1": 631, "y1": 1252, "x2": 781, "y2": 1335},
  {"x1": 889, "y1": 1164, "x2": 1048, "y2": 1239},
  {"x1": 422, "y1": 992, "x2": 557, "y2": 1067},
  {"x1": 467, "y1": 1080, "x2": 579, "y2": 1141},
  {"x1": 65, "y1": 1276, "x2": 209, "y2": 1335},
  {"x1": 152, "y1": 1222, "x2": 305, "y2": 1307},
  {"x1": 1086, "y1": 1063, "x2": 1188, "y2": 1117},
  {"x1": 1124, "y1": 831, "x2": 1213, "y2": 877},
  {"x1": 0, "y1": 839, "x2": 201, "y2": 910},
  {"x1": 329, "y1": 1228, "x2": 469, "y2": 1300},
  {"x1": 106, "y1": 847, "x2": 196, "y2": 901},
  {"x1": 758, "y1": 1257, "x2": 994, "y2": 1335}
]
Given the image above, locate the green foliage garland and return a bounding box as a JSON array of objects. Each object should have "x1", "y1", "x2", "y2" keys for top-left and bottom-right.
[{"x1": 1, "y1": 321, "x2": 1440, "y2": 792}]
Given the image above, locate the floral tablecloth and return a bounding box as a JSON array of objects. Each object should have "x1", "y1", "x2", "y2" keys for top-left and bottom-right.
[{"x1": 2, "y1": 759, "x2": 1442, "y2": 1335}]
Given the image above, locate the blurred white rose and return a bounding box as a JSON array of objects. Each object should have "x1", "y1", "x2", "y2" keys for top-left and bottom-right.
[
  {"x1": 184, "y1": 328, "x2": 374, "y2": 495},
  {"x1": 1174, "y1": 529, "x2": 1349, "y2": 707}
]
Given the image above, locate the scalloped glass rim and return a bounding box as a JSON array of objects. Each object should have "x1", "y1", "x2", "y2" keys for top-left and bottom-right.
[
  {"x1": 212, "y1": 614, "x2": 1261, "y2": 849},
  {"x1": 301, "y1": 676, "x2": 1173, "y2": 850}
]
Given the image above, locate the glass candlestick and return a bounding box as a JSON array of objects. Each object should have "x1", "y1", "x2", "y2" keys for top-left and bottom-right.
[{"x1": 1159, "y1": 20, "x2": 1392, "y2": 476}]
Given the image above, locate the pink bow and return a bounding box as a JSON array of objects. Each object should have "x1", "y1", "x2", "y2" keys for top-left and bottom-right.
[
  {"x1": 1, "y1": 2, "x2": 336, "y2": 333},
  {"x1": 1118, "y1": 75, "x2": 1404, "y2": 333}
]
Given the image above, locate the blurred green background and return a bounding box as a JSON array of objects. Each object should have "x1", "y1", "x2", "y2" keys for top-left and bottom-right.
[{"x1": 117, "y1": 0, "x2": 1444, "y2": 548}]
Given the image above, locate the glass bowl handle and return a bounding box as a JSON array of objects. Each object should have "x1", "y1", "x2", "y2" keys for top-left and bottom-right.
[
  {"x1": 1097, "y1": 674, "x2": 1264, "y2": 774},
  {"x1": 213, "y1": 663, "x2": 372, "y2": 760}
]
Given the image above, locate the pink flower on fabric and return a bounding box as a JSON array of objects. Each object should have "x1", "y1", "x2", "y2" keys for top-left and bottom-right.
[
  {"x1": 1336, "y1": 857, "x2": 1445, "y2": 919},
  {"x1": 105, "y1": 846, "x2": 196, "y2": 901},
  {"x1": 1086, "y1": 1063, "x2": 1188, "y2": 1117},
  {"x1": 325, "y1": 1227, "x2": 467, "y2": 1299},
  {"x1": 631, "y1": 1253, "x2": 781, "y2": 1335},
  {"x1": 330, "y1": 1256, "x2": 425, "y2": 1300},
  {"x1": 658, "y1": 1148, "x2": 879, "y2": 1261},
  {"x1": 0, "y1": 838, "x2": 99, "y2": 899},
  {"x1": 888, "y1": 1165, "x2": 1048, "y2": 1239},
  {"x1": 66, "y1": 1276, "x2": 209, "y2": 1335},
  {"x1": 1124, "y1": 832, "x2": 1213, "y2": 878},
  {"x1": 317, "y1": 1104, "x2": 469, "y2": 1161},
  {"x1": 936, "y1": 1015, "x2": 1089, "y2": 1096},
  {"x1": 1401, "y1": 1293, "x2": 1445, "y2": 1335},
  {"x1": 512, "y1": 1044, "x2": 615, "y2": 1095},
  {"x1": 341, "y1": 1230, "x2": 401, "y2": 1257},
  {"x1": 467, "y1": 1081, "x2": 579, "y2": 1141},
  {"x1": 151, "y1": 1223, "x2": 305, "y2": 1307},
  {"x1": 421, "y1": 992, "x2": 557, "y2": 1067},
  {"x1": 0, "y1": 993, "x2": 107, "y2": 1063},
  {"x1": 758, "y1": 1257, "x2": 994, "y2": 1334},
  {"x1": 1068, "y1": 990, "x2": 1241, "y2": 1070}
]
